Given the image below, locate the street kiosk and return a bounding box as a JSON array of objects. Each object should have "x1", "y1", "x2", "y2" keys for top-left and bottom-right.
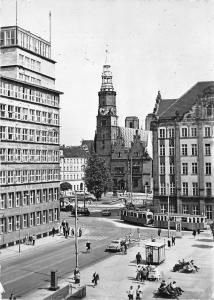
[{"x1": 145, "y1": 240, "x2": 165, "y2": 265}]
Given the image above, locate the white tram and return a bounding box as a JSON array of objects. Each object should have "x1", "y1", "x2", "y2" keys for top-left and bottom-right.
[{"x1": 121, "y1": 208, "x2": 154, "y2": 226}]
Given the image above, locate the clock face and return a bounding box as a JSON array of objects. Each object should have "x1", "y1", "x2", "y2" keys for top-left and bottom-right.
[{"x1": 99, "y1": 107, "x2": 108, "y2": 115}]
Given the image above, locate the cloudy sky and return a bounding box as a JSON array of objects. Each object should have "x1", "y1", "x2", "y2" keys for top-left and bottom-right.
[{"x1": 1, "y1": 0, "x2": 214, "y2": 145}]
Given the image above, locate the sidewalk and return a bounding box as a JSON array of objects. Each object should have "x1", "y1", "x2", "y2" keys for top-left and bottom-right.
[{"x1": 21, "y1": 229, "x2": 214, "y2": 300}]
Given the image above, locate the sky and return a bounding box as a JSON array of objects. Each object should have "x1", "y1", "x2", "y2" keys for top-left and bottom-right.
[{"x1": 1, "y1": 0, "x2": 214, "y2": 145}]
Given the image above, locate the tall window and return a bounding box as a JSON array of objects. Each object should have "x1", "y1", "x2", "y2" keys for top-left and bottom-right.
[
  {"x1": 8, "y1": 216, "x2": 14, "y2": 232},
  {"x1": 205, "y1": 163, "x2": 211, "y2": 175},
  {"x1": 160, "y1": 163, "x2": 165, "y2": 175},
  {"x1": 168, "y1": 128, "x2": 175, "y2": 138},
  {"x1": 182, "y1": 163, "x2": 188, "y2": 175},
  {"x1": 160, "y1": 204, "x2": 167, "y2": 213},
  {"x1": 182, "y1": 205, "x2": 189, "y2": 214},
  {"x1": 15, "y1": 192, "x2": 21, "y2": 207},
  {"x1": 192, "y1": 163, "x2": 198, "y2": 175},
  {"x1": 159, "y1": 145, "x2": 165, "y2": 156},
  {"x1": 193, "y1": 205, "x2": 199, "y2": 215},
  {"x1": 191, "y1": 144, "x2": 197, "y2": 156},
  {"x1": 36, "y1": 212, "x2": 41, "y2": 225},
  {"x1": 30, "y1": 190, "x2": 35, "y2": 204},
  {"x1": 205, "y1": 182, "x2": 212, "y2": 197},
  {"x1": 8, "y1": 192, "x2": 14, "y2": 208},
  {"x1": 181, "y1": 144, "x2": 187, "y2": 156},
  {"x1": 15, "y1": 215, "x2": 21, "y2": 230},
  {"x1": 49, "y1": 209, "x2": 53, "y2": 222},
  {"x1": 169, "y1": 163, "x2": 174, "y2": 175},
  {"x1": 170, "y1": 182, "x2": 175, "y2": 195},
  {"x1": 181, "y1": 127, "x2": 188, "y2": 137},
  {"x1": 43, "y1": 211, "x2": 47, "y2": 224},
  {"x1": 182, "y1": 182, "x2": 188, "y2": 196},
  {"x1": 0, "y1": 194, "x2": 6, "y2": 209},
  {"x1": 206, "y1": 205, "x2": 213, "y2": 220},
  {"x1": 23, "y1": 214, "x2": 28, "y2": 228},
  {"x1": 0, "y1": 126, "x2": 6, "y2": 139},
  {"x1": 191, "y1": 127, "x2": 197, "y2": 137},
  {"x1": 159, "y1": 128, "x2": 165, "y2": 138},
  {"x1": 204, "y1": 126, "x2": 211, "y2": 137},
  {"x1": 0, "y1": 148, "x2": 6, "y2": 162},
  {"x1": 205, "y1": 144, "x2": 211, "y2": 156},
  {"x1": 160, "y1": 182, "x2": 166, "y2": 195},
  {"x1": 23, "y1": 191, "x2": 28, "y2": 205},
  {"x1": 30, "y1": 212, "x2": 35, "y2": 227},
  {"x1": 54, "y1": 208, "x2": 59, "y2": 221},
  {"x1": 192, "y1": 182, "x2": 199, "y2": 196},
  {"x1": 0, "y1": 171, "x2": 6, "y2": 185}
]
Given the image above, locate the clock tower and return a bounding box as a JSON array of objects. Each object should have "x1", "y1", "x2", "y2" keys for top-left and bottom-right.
[{"x1": 95, "y1": 63, "x2": 118, "y2": 168}]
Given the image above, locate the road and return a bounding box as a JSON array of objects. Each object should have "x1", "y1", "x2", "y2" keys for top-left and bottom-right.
[{"x1": 1, "y1": 214, "x2": 161, "y2": 298}]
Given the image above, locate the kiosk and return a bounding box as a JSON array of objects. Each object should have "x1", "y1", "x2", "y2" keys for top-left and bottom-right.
[{"x1": 145, "y1": 240, "x2": 165, "y2": 265}]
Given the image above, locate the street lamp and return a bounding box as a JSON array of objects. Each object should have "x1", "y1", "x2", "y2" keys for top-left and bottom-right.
[
  {"x1": 74, "y1": 191, "x2": 79, "y2": 279},
  {"x1": 167, "y1": 183, "x2": 170, "y2": 238}
]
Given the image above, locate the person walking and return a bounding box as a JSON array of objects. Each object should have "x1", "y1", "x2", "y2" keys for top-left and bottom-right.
[
  {"x1": 79, "y1": 227, "x2": 82, "y2": 237},
  {"x1": 136, "y1": 252, "x2": 142, "y2": 265},
  {"x1": 86, "y1": 241, "x2": 91, "y2": 252},
  {"x1": 92, "y1": 272, "x2": 99, "y2": 286},
  {"x1": 171, "y1": 236, "x2": 175, "y2": 246},
  {"x1": 197, "y1": 228, "x2": 200, "y2": 234},
  {"x1": 158, "y1": 228, "x2": 161, "y2": 237},
  {"x1": 124, "y1": 242, "x2": 127, "y2": 254},
  {"x1": 136, "y1": 285, "x2": 143, "y2": 300},
  {"x1": 32, "y1": 234, "x2": 36, "y2": 246},
  {"x1": 192, "y1": 230, "x2": 196, "y2": 238},
  {"x1": 52, "y1": 227, "x2": 55, "y2": 237},
  {"x1": 127, "y1": 286, "x2": 134, "y2": 300}
]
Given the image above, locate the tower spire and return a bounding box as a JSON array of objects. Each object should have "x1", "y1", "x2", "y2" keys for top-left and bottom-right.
[
  {"x1": 105, "y1": 45, "x2": 109, "y2": 65},
  {"x1": 101, "y1": 48, "x2": 114, "y2": 92}
]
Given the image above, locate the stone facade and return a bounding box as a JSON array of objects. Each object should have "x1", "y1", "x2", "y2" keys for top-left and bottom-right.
[
  {"x1": 148, "y1": 83, "x2": 214, "y2": 220},
  {"x1": 0, "y1": 26, "x2": 62, "y2": 247}
]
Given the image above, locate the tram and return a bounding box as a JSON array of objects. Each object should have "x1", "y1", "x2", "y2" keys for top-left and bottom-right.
[
  {"x1": 121, "y1": 207, "x2": 154, "y2": 227},
  {"x1": 153, "y1": 213, "x2": 207, "y2": 231}
]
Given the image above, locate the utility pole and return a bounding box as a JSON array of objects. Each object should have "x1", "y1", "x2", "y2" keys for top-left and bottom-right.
[
  {"x1": 130, "y1": 156, "x2": 133, "y2": 203},
  {"x1": 74, "y1": 191, "x2": 79, "y2": 271},
  {"x1": 19, "y1": 208, "x2": 21, "y2": 253},
  {"x1": 167, "y1": 183, "x2": 170, "y2": 238}
]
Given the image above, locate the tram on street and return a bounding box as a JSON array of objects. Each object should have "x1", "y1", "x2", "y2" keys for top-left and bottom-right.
[
  {"x1": 121, "y1": 207, "x2": 154, "y2": 227},
  {"x1": 153, "y1": 213, "x2": 207, "y2": 231}
]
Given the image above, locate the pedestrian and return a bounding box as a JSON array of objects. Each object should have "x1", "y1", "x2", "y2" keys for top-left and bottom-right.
[
  {"x1": 197, "y1": 228, "x2": 200, "y2": 234},
  {"x1": 124, "y1": 242, "x2": 127, "y2": 254},
  {"x1": 92, "y1": 272, "x2": 99, "y2": 286},
  {"x1": 52, "y1": 227, "x2": 55, "y2": 237},
  {"x1": 86, "y1": 241, "x2": 91, "y2": 252},
  {"x1": 136, "y1": 252, "x2": 142, "y2": 265},
  {"x1": 167, "y1": 238, "x2": 171, "y2": 247},
  {"x1": 192, "y1": 230, "x2": 196, "y2": 238},
  {"x1": 9, "y1": 293, "x2": 16, "y2": 300},
  {"x1": 127, "y1": 285, "x2": 134, "y2": 300},
  {"x1": 32, "y1": 234, "x2": 36, "y2": 246},
  {"x1": 71, "y1": 228, "x2": 74, "y2": 237},
  {"x1": 136, "y1": 284, "x2": 143, "y2": 300},
  {"x1": 79, "y1": 227, "x2": 82, "y2": 237},
  {"x1": 158, "y1": 228, "x2": 161, "y2": 237},
  {"x1": 171, "y1": 236, "x2": 175, "y2": 246}
]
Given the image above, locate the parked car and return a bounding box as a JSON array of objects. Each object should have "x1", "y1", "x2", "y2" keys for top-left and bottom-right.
[
  {"x1": 101, "y1": 209, "x2": 111, "y2": 216},
  {"x1": 105, "y1": 239, "x2": 125, "y2": 252},
  {"x1": 71, "y1": 207, "x2": 90, "y2": 216}
]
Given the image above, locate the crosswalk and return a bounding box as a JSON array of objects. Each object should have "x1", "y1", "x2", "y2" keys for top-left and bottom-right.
[{"x1": 81, "y1": 235, "x2": 107, "y2": 241}]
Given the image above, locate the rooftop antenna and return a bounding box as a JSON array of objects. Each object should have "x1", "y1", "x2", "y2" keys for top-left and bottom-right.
[
  {"x1": 15, "y1": 0, "x2": 18, "y2": 44},
  {"x1": 49, "y1": 11, "x2": 52, "y2": 57},
  {"x1": 105, "y1": 44, "x2": 109, "y2": 65}
]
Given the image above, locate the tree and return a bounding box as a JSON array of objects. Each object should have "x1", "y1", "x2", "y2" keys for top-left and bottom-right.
[
  {"x1": 84, "y1": 154, "x2": 112, "y2": 200},
  {"x1": 60, "y1": 181, "x2": 72, "y2": 192}
]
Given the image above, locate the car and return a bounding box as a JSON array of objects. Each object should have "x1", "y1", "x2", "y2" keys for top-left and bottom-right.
[
  {"x1": 71, "y1": 207, "x2": 90, "y2": 216},
  {"x1": 105, "y1": 239, "x2": 125, "y2": 252},
  {"x1": 101, "y1": 209, "x2": 111, "y2": 216}
]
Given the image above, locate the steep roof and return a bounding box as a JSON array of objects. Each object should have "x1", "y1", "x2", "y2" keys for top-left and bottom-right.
[
  {"x1": 157, "y1": 81, "x2": 214, "y2": 118},
  {"x1": 61, "y1": 146, "x2": 89, "y2": 158}
]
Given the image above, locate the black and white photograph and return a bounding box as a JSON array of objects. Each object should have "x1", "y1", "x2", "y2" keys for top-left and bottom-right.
[{"x1": 0, "y1": 0, "x2": 214, "y2": 299}]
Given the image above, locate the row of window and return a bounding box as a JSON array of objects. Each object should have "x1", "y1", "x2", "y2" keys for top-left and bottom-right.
[
  {"x1": 19, "y1": 73, "x2": 41, "y2": 85},
  {"x1": 0, "y1": 169, "x2": 60, "y2": 185},
  {"x1": 160, "y1": 204, "x2": 213, "y2": 219},
  {"x1": 0, "y1": 81, "x2": 59, "y2": 107},
  {"x1": 0, "y1": 126, "x2": 59, "y2": 144},
  {"x1": 61, "y1": 173, "x2": 84, "y2": 180},
  {"x1": 159, "y1": 143, "x2": 211, "y2": 156},
  {"x1": 0, "y1": 188, "x2": 59, "y2": 209},
  {"x1": 0, "y1": 148, "x2": 59, "y2": 163},
  {"x1": 159, "y1": 162, "x2": 212, "y2": 176},
  {"x1": 62, "y1": 165, "x2": 85, "y2": 171},
  {"x1": 159, "y1": 182, "x2": 212, "y2": 196},
  {"x1": 0, "y1": 208, "x2": 59, "y2": 233},
  {"x1": 0, "y1": 103, "x2": 59, "y2": 125},
  {"x1": 19, "y1": 54, "x2": 41, "y2": 72},
  {"x1": 0, "y1": 28, "x2": 51, "y2": 58},
  {"x1": 159, "y1": 125, "x2": 213, "y2": 139},
  {"x1": 62, "y1": 158, "x2": 87, "y2": 164}
]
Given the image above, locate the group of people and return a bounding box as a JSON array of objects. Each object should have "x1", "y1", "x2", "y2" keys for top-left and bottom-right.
[
  {"x1": 158, "y1": 280, "x2": 184, "y2": 297},
  {"x1": 173, "y1": 259, "x2": 199, "y2": 273},
  {"x1": 61, "y1": 220, "x2": 82, "y2": 238},
  {"x1": 127, "y1": 285, "x2": 143, "y2": 300},
  {"x1": 192, "y1": 229, "x2": 200, "y2": 238},
  {"x1": 24, "y1": 234, "x2": 36, "y2": 246}
]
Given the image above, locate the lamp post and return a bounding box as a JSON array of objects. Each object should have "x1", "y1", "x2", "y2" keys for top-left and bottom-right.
[
  {"x1": 74, "y1": 191, "x2": 79, "y2": 273},
  {"x1": 130, "y1": 156, "x2": 133, "y2": 203},
  {"x1": 167, "y1": 183, "x2": 170, "y2": 238}
]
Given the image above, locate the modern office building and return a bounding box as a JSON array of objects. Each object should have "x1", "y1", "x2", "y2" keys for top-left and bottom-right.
[
  {"x1": 95, "y1": 63, "x2": 153, "y2": 193},
  {"x1": 148, "y1": 82, "x2": 214, "y2": 220},
  {"x1": 60, "y1": 146, "x2": 89, "y2": 192},
  {"x1": 0, "y1": 26, "x2": 62, "y2": 247}
]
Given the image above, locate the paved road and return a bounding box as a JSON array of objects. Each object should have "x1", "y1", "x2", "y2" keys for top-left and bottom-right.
[{"x1": 1, "y1": 214, "x2": 162, "y2": 298}]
